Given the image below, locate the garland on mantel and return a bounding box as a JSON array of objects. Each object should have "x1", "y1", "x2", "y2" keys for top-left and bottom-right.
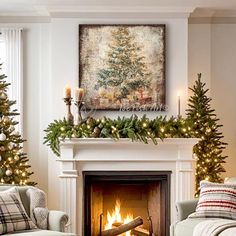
[{"x1": 44, "y1": 115, "x2": 195, "y2": 157}]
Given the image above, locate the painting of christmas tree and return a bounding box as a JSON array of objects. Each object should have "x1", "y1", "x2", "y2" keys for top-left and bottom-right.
[{"x1": 79, "y1": 25, "x2": 165, "y2": 110}]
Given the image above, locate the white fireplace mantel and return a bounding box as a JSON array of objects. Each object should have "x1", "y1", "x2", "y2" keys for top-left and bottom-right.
[{"x1": 58, "y1": 138, "x2": 199, "y2": 235}]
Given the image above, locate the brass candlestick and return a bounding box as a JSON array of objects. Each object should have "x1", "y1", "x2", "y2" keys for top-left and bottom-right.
[
  {"x1": 75, "y1": 100, "x2": 84, "y2": 125},
  {"x1": 63, "y1": 97, "x2": 74, "y2": 125}
]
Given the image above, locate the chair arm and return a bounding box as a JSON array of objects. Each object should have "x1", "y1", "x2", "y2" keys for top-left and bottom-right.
[
  {"x1": 48, "y1": 210, "x2": 69, "y2": 232},
  {"x1": 176, "y1": 199, "x2": 199, "y2": 221}
]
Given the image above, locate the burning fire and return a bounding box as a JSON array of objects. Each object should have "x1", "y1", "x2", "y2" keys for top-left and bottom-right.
[{"x1": 105, "y1": 199, "x2": 134, "y2": 236}]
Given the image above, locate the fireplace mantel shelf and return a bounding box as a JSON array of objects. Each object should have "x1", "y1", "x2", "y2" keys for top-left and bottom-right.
[
  {"x1": 60, "y1": 137, "x2": 198, "y2": 146},
  {"x1": 58, "y1": 138, "x2": 199, "y2": 162}
]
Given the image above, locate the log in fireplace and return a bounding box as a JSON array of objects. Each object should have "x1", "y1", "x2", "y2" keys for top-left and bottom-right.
[{"x1": 83, "y1": 171, "x2": 171, "y2": 236}]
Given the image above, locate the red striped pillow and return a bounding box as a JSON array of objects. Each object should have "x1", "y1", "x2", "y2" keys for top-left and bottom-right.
[{"x1": 189, "y1": 181, "x2": 236, "y2": 219}]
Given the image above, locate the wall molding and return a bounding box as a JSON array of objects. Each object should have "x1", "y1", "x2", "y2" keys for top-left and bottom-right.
[
  {"x1": 189, "y1": 17, "x2": 236, "y2": 24},
  {"x1": 0, "y1": 6, "x2": 194, "y2": 22},
  {"x1": 0, "y1": 16, "x2": 51, "y2": 23},
  {"x1": 1, "y1": 15, "x2": 236, "y2": 24},
  {"x1": 50, "y1": 12, "x2": 190, "y2": 19}
]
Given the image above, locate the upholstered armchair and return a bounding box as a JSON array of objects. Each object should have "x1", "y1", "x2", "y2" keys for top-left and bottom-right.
[
  {"x1": 170, "y1": 199, "x2": 200, "y2": 236},
  {"x1": 0, "y1": 185, "x2": 75, "y2": 236},
  {"x1": 171, "y1": 178, "x2": 236, "y2": 236}
]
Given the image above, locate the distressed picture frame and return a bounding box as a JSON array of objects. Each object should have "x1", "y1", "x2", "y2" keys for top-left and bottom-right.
[{"x1": 79, "y1": 24, "x2": 165, "y2": 111}]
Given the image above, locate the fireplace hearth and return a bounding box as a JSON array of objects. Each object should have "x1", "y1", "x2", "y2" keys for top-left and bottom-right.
[{"x1": 84, "y1": 171, "x2": 171, "y2": 236}]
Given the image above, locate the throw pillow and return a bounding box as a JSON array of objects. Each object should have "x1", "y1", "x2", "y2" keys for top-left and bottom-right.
[
  {"x1": 33, "y1": 207, "x2": 49, "y2": 230},
  {"x1": 189, "y1": 181, "x2": 236, "y2": 220},
  {"x1": 26, "y1": 187, "x2": 48, "y2": 229},
  {"x1": 0, "y1": 188, "x2": 36, "y2": 234}
]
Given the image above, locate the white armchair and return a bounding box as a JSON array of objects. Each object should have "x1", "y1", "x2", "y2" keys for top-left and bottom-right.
[{"x1": 0, "y1": 185, "x2": 75, "y2": 236}]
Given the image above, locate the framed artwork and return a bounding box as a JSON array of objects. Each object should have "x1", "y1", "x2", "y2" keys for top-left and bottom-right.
[{"x1": 79, "y1": 24, "x2": 165, "y2": 111}]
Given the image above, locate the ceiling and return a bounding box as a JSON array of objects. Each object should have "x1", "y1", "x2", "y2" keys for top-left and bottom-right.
[{"x1": 1, "y1": 0, "x2": 236, "y2": 18}]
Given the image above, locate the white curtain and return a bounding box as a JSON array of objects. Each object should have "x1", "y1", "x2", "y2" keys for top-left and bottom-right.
[{"x1": 1, "y1": 28, "x2": 23, "y2": 134}]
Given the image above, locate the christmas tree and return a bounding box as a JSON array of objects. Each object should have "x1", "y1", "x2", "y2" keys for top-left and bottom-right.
[
  {"x1": 96, "y1": 27, "x2": 151, "y2": 98},
  {"x1": 0, "y1": 65, "x2": 35, "y2": 185},
  {"x1": 186, "y1": 74, "x2": 227, "y2": 196}
]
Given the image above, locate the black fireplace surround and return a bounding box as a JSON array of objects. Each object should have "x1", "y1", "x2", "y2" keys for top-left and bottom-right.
[{"x1": 83, "y1": 171, "x2": 171, "y2": 236}]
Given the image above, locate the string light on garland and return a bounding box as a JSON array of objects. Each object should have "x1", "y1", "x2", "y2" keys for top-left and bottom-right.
[{"x1": 142, "y1": 122, "x2": 147, "y2": 128}]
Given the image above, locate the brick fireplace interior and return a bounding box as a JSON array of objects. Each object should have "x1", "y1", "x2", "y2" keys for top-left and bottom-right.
[{"x1": 83, "y1": 171, "x2": 171, "y2": 236}]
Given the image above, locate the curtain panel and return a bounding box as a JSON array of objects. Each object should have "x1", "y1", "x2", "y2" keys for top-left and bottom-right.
[{"x1": 1, "y1": 28, "x2": 23, "y2": 134}]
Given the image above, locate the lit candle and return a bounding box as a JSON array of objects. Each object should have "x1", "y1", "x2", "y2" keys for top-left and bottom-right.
[
  {"x1": 75, "y1": 87, "x2": 84, "y2": 101},
  {"x1": 64, "y1": 85, "x2": 71, "y2": 98},
  {"x1": 177, "y1": 91, "x2": 181, "y2": 116}
]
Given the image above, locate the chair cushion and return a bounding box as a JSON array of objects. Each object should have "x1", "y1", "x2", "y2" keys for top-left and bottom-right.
[
  {"x1": 0, "y1": 188, "x2": 36, "y2": 234},
  {"x1": 189, "y1": 181, "x2": 236, "y2": 220},
  {"x1": 174, "y1": 218, "x2": 217, "y2": 236}
]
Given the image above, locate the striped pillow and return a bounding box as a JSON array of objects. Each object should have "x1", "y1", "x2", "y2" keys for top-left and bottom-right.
[
  {"x1": 189, "y1": 181, "x2": 236, "y2": 220},
  {"x1": 0, "y1": 188, "x2": 36, "y2": 234}
]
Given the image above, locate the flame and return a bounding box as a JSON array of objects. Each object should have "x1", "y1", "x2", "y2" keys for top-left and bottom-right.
[{"x1": 105, "y1": 199, "x2": 134, "y2": 236}]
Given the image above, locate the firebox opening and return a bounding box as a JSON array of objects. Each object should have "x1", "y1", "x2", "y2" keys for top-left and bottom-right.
[{"x1": 83, "y1": 171, "x2": 171, "y2": 236}]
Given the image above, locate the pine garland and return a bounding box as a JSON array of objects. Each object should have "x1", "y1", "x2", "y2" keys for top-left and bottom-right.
[
  {"x1": 44, "y1": 115, "x2": 194, "y2": 157},
  {"x1": 186, "y1": 73, "x2": 227, "y2": 196}
]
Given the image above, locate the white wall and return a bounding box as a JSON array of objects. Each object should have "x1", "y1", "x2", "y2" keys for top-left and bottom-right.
[
  {"x1": 1, "y1": 18, "x2": 236, "y2": 212},
  {"x1": 188, "y1": 23, "x2": 236, "y2": 179},
  {"x1": 211, "y1": 24, "x2": 236, "y2": 178},
  {"x1": 188, "y1": 24, "x2": 211, "y2": 89},
  {"x1": 1, "y1": 17, "x2": 189, "y2": 209},
  {"x1": 48, "y1": 17, "x2": 189, "y2": 209}
]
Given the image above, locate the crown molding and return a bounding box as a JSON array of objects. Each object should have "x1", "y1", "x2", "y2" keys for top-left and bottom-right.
[
  {"x1": 0, "y1": 6, "x2": 195, "y2": 19},
  {"x1": 49, "y1": 6, "x2": 194, "y2": 18},
  {"x1": 189, "y1": 16, "x2": 236, "y2": 24},
  {"x1": 0, "y1": 16, "x2": 51, "y2": 23},
  {"x1": 50, "y1": 12, "x2": 191, "y2": 19},
  {"x1": 188, "y1": 17, "x2": 212, "y2": 24}
]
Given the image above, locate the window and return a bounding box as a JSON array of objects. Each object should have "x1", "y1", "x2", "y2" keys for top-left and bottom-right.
[
  {"x1": 0, "y1": 34, "x2": 6, "y2": 74},
  {"x1": 0, "y1": 28, "x2": 23, "y2": 133}
]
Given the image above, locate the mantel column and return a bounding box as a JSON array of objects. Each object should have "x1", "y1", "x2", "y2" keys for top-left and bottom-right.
[
  {"x1": 59, "y1": 143, "x2": 78, "y2": 234},
  {"x1": 175, "y1": 144, "x2": 195, "y2": 202}
]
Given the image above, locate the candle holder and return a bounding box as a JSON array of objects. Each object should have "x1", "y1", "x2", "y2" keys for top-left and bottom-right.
[
  {"x1": 74, "y1": 100, "x2": 84, "y2": 125},
  {"x1": 63, "y1": 97, "x2": 74, "y2": 125}
]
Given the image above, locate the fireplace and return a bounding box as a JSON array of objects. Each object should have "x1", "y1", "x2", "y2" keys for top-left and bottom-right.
[
  {"x1": 84, "y1": 171, "x2": 171, "y2": 236},
  {"x1": 58, "y1": 138, "x2": 198, "y2": 235}
]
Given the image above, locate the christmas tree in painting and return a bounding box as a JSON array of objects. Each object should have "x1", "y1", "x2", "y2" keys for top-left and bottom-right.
[
  {"x1": 0, "y1": 65, "x2": 35, "y2": 185},
  {"x1": 96, "y1": 27, "x2": 151, "y2": 101}
]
